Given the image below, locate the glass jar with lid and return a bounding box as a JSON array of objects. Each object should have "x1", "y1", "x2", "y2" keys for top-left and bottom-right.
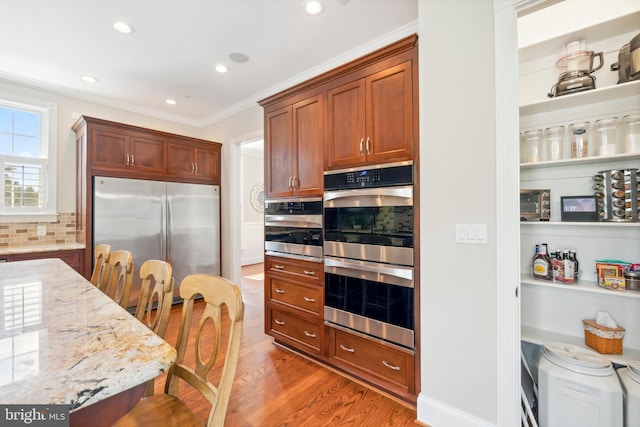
[
  {"x1": 594, "y1": 117, "x2": 620, "y2": 156},
  {"x1": 623, "y1": 113, "x2": 640, "y2": 153},
  {"x1": 544, "y1": 125, "x2": 565, "y2": 161},
  {"x1": 523, "y1": 129, "x2": 543, "y2": 163},
  {"x1": 569, "y1": 122, "x2": 591, "y2": 159}
]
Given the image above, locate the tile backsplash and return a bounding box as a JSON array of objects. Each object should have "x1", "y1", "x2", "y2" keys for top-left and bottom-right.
[{"x1": 0, "y1": 213, "x2": 77, "y2": 248}]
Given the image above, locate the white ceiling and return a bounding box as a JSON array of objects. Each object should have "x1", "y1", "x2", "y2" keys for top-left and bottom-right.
[{"x1": 0, "y1": 0, "x2": 418, "y2": 128}]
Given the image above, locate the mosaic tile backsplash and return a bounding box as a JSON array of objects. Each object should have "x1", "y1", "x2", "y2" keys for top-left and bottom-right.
[{"x1": 0, "y1": 213, "x2": 77, "y2": 248}]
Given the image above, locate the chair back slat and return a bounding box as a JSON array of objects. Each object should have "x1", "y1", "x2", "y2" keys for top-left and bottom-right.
[
  {"x1": 90, "y1": 244, "x2": 111, "y2": 288},
  {"x1": 104, "y1": 250, "x2": 134, "y2": 309}
]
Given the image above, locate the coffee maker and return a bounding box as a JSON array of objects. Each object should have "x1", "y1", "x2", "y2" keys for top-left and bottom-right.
[
  {"x1": 611, "y1": 32, "x2": 640, "y2": 84},
  {"x1": 548, "y1": 39, "x2": 603, "y2": 98}
]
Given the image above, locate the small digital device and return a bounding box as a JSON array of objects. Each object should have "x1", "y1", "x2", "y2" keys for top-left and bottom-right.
[{"x1": 561, "y1": 195, "x2": 599, "y2": 222}]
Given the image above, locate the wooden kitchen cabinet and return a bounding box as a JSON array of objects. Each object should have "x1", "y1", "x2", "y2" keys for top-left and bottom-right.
[
  {"x1": 264, "y1": 92, "x2": 324, "y2": 198},
  {"x1": 327, "y1": 325, "x2": 415, "y2": 399},
  {"x1": 264, "y1": 255, "x2": 324, "y2": 355},
  {"x1": 326, "y1": 60, "x2": 414, "y2": 169},
  {"x1": 1, "y1": 249, "x2": 85, "y2": 275},
  {"x1": 166, "y1": 139, "x2": 221, "y2": 184},
  {"x1": 89, "y1": 126, "x2": 164, "y2": 177}
]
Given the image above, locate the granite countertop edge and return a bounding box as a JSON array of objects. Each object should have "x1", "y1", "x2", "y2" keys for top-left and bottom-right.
[{"x1": 0, "y1": 242, "x2": 86, "y2": 255}]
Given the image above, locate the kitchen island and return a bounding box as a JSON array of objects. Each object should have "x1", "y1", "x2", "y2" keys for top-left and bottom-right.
[{"x1": 0, "y1": 258, "x2": 176, "y2": 425}]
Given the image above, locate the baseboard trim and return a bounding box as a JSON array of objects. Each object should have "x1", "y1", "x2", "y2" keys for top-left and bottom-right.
[{"x1": 416, "y1": 394, "x2": 494, "y2": 427}]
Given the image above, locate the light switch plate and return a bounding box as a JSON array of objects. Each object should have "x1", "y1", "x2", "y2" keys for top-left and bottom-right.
[{"x1": 455, "y1": 224, "x2": 487, "y2": 244}]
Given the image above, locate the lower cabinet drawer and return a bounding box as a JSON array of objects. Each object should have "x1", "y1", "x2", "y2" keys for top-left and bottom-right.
[
  {"x1": 269, "y1": 308, "x2": 321, "y2": 353},
  {"x1": 328, "y1": 327, "x2": 414, "y2": 391},
  {"x1": 269, "y1": 278, "x2": 322, "y2": 315}
]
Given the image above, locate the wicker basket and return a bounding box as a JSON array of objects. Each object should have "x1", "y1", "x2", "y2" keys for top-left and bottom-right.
[{"x1": 582, "y1": 319, "x2": 625, "y2": 354}]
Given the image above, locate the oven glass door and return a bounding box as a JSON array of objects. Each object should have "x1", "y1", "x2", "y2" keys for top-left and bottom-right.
[{"x1": 324, "y1": 256, "x2": 414, "y2": 348}]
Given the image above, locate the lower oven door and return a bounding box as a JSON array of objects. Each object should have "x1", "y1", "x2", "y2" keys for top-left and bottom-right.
[{"x1": 324, "y1": 256, "x2": 414, "y2": 349}]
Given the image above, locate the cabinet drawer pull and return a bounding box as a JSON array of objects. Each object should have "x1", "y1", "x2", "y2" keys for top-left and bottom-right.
[
  {"x1": 125, "y1": 154, "x2": 130, "y2": 165},
  {"x1": 359, "y1": 138, "x2": 364, "y2": 155},
  {"x1": 303, "y1": 331, "x2": 316, "y2": 338},
  {"x1": 303, "y1": 296, "x2": 315, "y2": 303},
  {"x1": 191, "y1": 163, "x2": 195, "y2": 172},
  {"x1": 302, "y1": 270, "x2": 316, "y2": 276},
  {"x1": 273, "y1": 264, "x2": 285, "y2": 270},
  {"x1": 365, "y1": 137, "x2": 371, "y2": 155},
  {"x1": 339, "y1": 344, "x2": 355, "y2": 353},
  {"x1": 274, "y1": 288, "x2": 285, "y2": 294},
  {"x1": 382, "y1": 360, "x2": 400, "y2": 371},
  {"x1": 130, "y1": 154, "x2": 135, "y2": 165},
  {"x1": 195, "y1": 163, "x2": 199, "y2": 173},
  {"x1": 288, "y1": 176, "x2": 293, "y2": 191},
  {"x1": 274, "y1": 319, "x2": 285, "y2": 325}
]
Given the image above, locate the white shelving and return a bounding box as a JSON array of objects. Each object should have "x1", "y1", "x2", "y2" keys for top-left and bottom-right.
[
  {"x1": 521, "y1": 325, "x2": 640, "y2": 366},
  {"x1": 519, "y1": 7, "x2": 640, "y2": 355},
  {"x1": 521, "y1": 275, "x2": 640, "y2": 300}
]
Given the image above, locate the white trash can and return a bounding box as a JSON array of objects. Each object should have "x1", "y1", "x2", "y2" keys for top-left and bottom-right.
[
  {"x1": 617, "y1": 361, "x2": 640, "y2": 427},
  {"x1": 538, "y1": 342, "x2": 623, "y2": 427}
]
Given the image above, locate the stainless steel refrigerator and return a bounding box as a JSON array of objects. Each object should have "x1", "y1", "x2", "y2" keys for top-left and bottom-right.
[{"x1": 93, "y1": 176, "x2": 220, "y2": 307}]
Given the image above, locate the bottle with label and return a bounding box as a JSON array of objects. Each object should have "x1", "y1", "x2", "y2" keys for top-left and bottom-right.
[
  {"x1": 532, "y1": 243, "x2": 552, "y2": 280},
  {"x1": 562, "y1": 249, "x2": 575, "y2": 283},
  {"x1": 552, "y1": 249, "x2": 562, "y2": 281},
  {"x1": 570, "y1": 249, "x2": 579, "y2": 282}
]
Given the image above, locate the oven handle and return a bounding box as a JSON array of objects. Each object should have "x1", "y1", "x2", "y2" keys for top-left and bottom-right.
[
  {"x1": 323, "y1": 186, "x2": 413, "y2": 208},
  {"x1": 324, "y1": 256, "x2": 414, "y2": 288},
  {"x1": 264, "y1": 215, "x2": 322, "y2": 228}
]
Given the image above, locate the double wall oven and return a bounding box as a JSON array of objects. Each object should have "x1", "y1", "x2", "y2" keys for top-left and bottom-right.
[{"x1": 323, "y1": 161, "x2": 415, "y2": 349}]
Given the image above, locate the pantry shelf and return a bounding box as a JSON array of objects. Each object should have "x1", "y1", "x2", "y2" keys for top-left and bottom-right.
[
  {"x1": 521, "y1": 325, "x2": 640, "y2": 366},
  {"x1": 520, "y1": 221, "x2": 640, "y2": 227},
  {"x1": 521, "y1": 275, "x2": 640, "y2": 300},
  {"x1": 519, "y1": 152, "x2": 640, "y2": 170}
]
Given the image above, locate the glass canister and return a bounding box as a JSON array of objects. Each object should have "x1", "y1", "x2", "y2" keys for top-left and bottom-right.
[
  {"x1": 519, "y1": 132, "x2": 526, "y2": 163},
  {"x1": 523, "y1": 129, "x2": 543, "y2": 163},
  {"x1": 594, "y1": 117, "x2": 620, "y2": 156},
  {"x1": 623, "y1": 113, "x2": 640, "y2": 153},
  {"x1": 544, "y1": 125, "x2": 565, "y2": 161},
  {"x1": 569, "y1": 121, "x2": 590, "y2": 159}
]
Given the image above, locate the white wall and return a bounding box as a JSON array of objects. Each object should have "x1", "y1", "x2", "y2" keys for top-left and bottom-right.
[
  {"x1": 241, "y1": 149, "x2": 264, "y2": 266},
  {"x1": 417, "y1": 1, "x2": 498, "y2": 426}
]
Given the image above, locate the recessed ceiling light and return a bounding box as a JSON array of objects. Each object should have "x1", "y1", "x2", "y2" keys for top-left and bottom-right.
[
  {"x1": 305, "y1": 0, "x2": 323, "y2": 15},
  {"x1": 113, "y1": 21, "x2": 135, "y2": 34},
  {"x1": 228, "y1": 52, "x2": 250, "y2": 64},
  {"x1": 214, "y1": 64, "x2": 228, "y2": 73},
  {"x1": 165, "y1": 99, "x2": 177, "y2": 105},
  {"x1": 81, "y1": 75, "x2": 98, "y2": 83}
]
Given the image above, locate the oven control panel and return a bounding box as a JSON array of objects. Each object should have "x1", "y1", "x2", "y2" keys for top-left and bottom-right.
[{"x1": 324, "y1": 162, "x2": 413, "y2": 190}]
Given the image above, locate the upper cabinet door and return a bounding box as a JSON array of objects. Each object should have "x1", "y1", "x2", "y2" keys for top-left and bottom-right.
[
  {"x1": 166, "y1": 141, "x2": 196, "y2": 179},
  {"x1": 265, "y1": 105, "x2": 294, "y2": 198},
  {"x1": 326, "y1": 80, "x2": 366, "y2": 169},
  {"x1": 365, "y1": 61, "x2": 414, "y2": 165},
  {"x1": 292, "y1": 94, "x2": 324, "y2": 197},
  {"x1": 166, "y1": 140, "x2": 221, "y2": 184},
  {"x1": 194, "y1": 145, "x2": 221, "y2": 184},
  {"x1": 90, "y1": 128, "x2": 164, "y2": 175},
  {"x1": 325, "y1": 61, "x2": 414, "y2": 169}
]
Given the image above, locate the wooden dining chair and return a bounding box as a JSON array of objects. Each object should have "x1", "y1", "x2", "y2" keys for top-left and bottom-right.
[
  {"x1": 112, "y1": 274, "x2": 244, "y2": 427},
  {"x1": 103, "y1": 250, "x2": 135, "y2": 309},
  {"x1": 134, "y1": 259, "x2": 175, "y2": 397},
  {"x1": 89, "y1": 244, "x2": 111, "y2": 288}
]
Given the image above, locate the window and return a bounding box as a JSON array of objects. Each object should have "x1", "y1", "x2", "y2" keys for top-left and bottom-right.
[{"x1": 0, "y1": 97, "x2": 57, "y2": 221}]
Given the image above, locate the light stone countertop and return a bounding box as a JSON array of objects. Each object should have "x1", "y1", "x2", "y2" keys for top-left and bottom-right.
[
  {"x1": 0, "y1": 242, "x2": 85, "y2": 255},
  {"x1": 0, "y1": 258, "x2": 176, "y2": 410}
]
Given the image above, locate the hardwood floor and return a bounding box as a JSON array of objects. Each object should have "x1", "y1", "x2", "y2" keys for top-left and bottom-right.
[{"x1": 153, "y1": 263, "x2": 418, "y2": 426}]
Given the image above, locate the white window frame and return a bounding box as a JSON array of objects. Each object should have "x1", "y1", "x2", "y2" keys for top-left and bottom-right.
[{"x1": 0, "y1": 95, "x2": 57, "y2": 222}]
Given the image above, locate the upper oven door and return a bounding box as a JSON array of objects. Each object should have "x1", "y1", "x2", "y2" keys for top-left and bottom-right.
[
  {"x1": 323, "y1": 186, "x2": 413, "y2": 266},
  {"x1": 265, "y1": 198, "x2": 323, "y2": 259}
]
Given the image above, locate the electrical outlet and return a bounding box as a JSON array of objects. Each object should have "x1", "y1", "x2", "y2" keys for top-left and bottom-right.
[{"x1": 37, "y1": 225, "x2": 46, "y2": 236}]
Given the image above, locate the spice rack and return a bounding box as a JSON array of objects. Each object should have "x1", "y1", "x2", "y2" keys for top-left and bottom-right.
[{"x1": 593, "y1": 168, "x2": 639, "y2": 222}]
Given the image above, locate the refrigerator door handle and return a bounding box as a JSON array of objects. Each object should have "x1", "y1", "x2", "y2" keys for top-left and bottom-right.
[
  {"x1": 161, "y1": 194, "x2": 167, "y2": 261},
  {"x1": 166, "y1": 196, "x2": 172, "y2": 263}
]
